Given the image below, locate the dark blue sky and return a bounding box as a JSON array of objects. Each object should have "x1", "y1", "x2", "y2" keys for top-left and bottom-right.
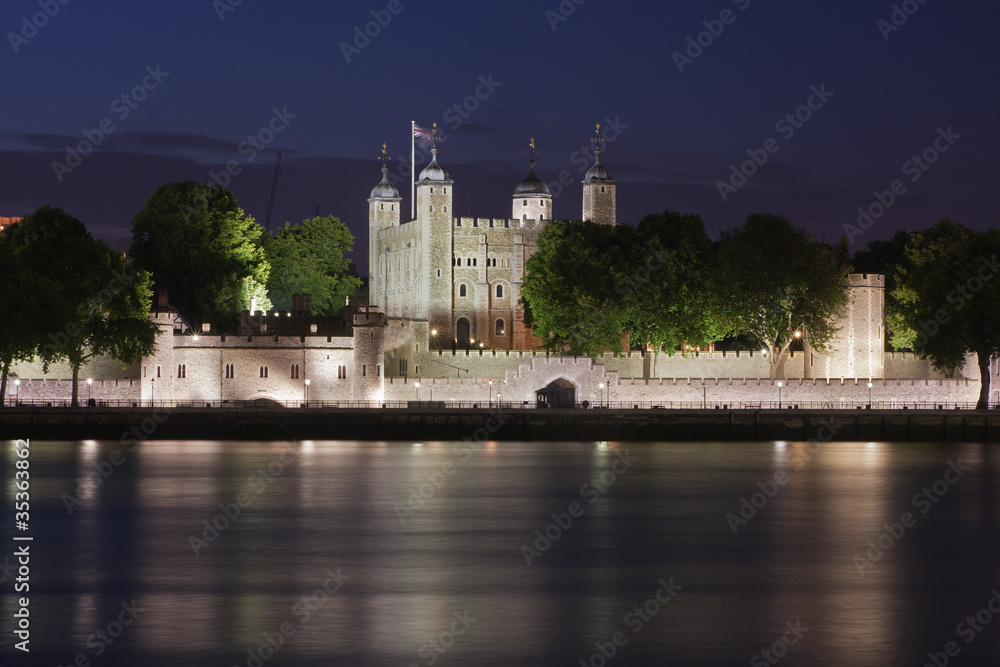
[{"x1": 2, "y1": 0, "x2": 997, "y2": 271}]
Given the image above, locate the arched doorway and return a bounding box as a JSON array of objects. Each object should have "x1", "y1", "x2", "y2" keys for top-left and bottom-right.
[
  {"x1": 536, "y1": 378, "x2": 576, "y2": 408},
  {"x1": 456, "y1": 317, "x2": 471, "y2": 345}
]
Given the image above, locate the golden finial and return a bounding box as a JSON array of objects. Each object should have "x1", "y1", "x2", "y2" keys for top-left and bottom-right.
[
  {"x1": 591, "y1": 123, "x2": 605, "y2": 157},
  {"x1": 527, "y1": 137, "x2": 537, "y2": 162},
  {"x1": 378, "y1": 142, "x2": 390, "y2": 168},
  {"x1": 431, "y1": 121, "x2": 441, "y2": 149}
]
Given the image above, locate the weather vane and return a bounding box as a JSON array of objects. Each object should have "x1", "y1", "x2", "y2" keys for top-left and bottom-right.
[
  {"x1": 378, "y1": 142, "x2": 390, "y2": 168},
  {"x1": 591, "y1": 123, "x2": 605, "y2": 157},
  {"x1": 431, "y1": 121, "x2": 441, "y2": 149},
  {"x1": 527, "y1": 137, "x2": 537, "y2": 162}
]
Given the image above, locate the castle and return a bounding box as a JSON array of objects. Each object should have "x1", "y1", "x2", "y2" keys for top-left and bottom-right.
[
  {"x1": 5, "y1": 128, "x2": 998, "y2": 409},
  {"x1": 368, "y1": 126, "x2": 616, "y2": 351}
]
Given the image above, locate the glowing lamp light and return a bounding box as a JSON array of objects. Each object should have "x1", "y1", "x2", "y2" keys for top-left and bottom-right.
[
  {"x1": 794, "y1": 331, "x2": 802, "y2": 338},
  {"x1": 304, "y1": 379, "x2": 310, "y2": 386},
  {"x1": 431, "y1": 329, "x2": 437, "y2": 336},
  {"x1": 86, "y1": 378, "x2": 93, "y2": 385}
]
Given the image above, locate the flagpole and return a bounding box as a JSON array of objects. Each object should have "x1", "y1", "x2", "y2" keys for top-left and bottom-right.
[{"x1": 411, "y1": 120, "x2": 416, "y2": 220}]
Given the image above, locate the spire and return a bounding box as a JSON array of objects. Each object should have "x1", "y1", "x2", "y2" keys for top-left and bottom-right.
[{"x1": 583, "y1": 123, "x2": 613, "y2": 182}]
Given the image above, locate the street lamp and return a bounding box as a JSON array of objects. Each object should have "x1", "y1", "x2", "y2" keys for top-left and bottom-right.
[
  {"x1": 150, "y1": 377, "x2": 155, "y2": 406},
  {"x1": 599, "y1": 382, "x2": 604, "y2": 408},
  {"x1": 13, "y1": 378, "x2": 20, "y2": 406},
  {"x1": 304, "y1": 378, "x2": 310, "y2": 404},
  {"x1": 488, "y1": 379, "x2": 493, "y2": 406},
  {"x1": 87, "y1": 377, "x2": 93, "y2": 405},
  {"x1": 867, "y1": 381, "x2": 873, "y2": 408},
  {"x1": 415, "y1": 380, "x2": 420, "y2": 401},
  {"x1": 777, "y1": 381, "x2": 783, "y2": 409}
]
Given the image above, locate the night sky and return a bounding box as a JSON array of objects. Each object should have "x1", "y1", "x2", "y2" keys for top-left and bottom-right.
[{"x1": 2, "y1": 0, "x2": 997, "y2": 273}]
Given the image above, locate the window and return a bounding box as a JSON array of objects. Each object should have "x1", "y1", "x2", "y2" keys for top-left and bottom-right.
[
  {"x1": 363, "y1": 365, "x2": 367, "y2": 376},
  {"x1": 436, "y1": 269, "x2": 441, "y2": 278},
  {"x1": 430, "y1": 187, "x2": 434, "y2": 193},
  {"x1": 467, "y1": 258, "x2": 472, "y2": 266},
  {"x1": 473, "y1": 258, "x2": 477, "y2": 267},
  {"x1": 156, "y1": 366, "x2": 161, "y2": 378},
  {"x1": 338, "y1": 365, "x2": 347, "y2": 379},
  {"x1": 377, "y1": 365, "x2": 381, "y2": 377},
  {"x1": 177, "y1": 364, "x2": 186, "y2": 378},
  {"x1": 225, "y1": 364, "x2": 234, "y2": 379},
  {"x1": 291, "y1": 364, "x2": 300, "y2": 379},
  {"x1": 523, "y1": 199, "x2": 527, "y2": 206},
  {"x1": 496, "y1": 319, "x2": 505, "y2": 336},
  {"x1": 459, "y1": 284, "x2": 467, "y2": 297},
  {"x1": 259, "y1": 366, "x2": 268, "y2": 378}
]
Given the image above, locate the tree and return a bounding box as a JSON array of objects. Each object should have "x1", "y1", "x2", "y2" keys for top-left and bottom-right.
[
  {"x1": 4, "y1": 207, "x2": 159, "y2": 406},
  {"x1": 265, "y1": 216, "x2": 361, "y2": 315},
  {"x1": 130, "y1": 182, "x2": 271, "y2": 331},
  {"x1": 887, "y1": 220, "x2": 1000, "y2": 408},
  {"x1": 0, "y1": 231, "x2": 60, "y2": 407},
  {"x1": 712, "y1": 213, "x2": 850, "y2": 377},
  {"x1": 521, "y1": 221, "x2": 636, "y2": 356},
  {"x1": 623, "y1": 211, "x2": 726, "y2": 355}
]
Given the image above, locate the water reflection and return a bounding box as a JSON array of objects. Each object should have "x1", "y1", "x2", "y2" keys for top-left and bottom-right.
[{"x1": 0, "y1": 440, "x2": 997, "y2": 665}]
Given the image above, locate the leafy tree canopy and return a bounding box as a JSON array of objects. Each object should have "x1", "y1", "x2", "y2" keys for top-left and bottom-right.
[
  {"x1": 130, "y1": 182, "x2": 270, "y2": 331},
  {"x1": 265, "y1": 216, "x2": 361, "y2": 315}
]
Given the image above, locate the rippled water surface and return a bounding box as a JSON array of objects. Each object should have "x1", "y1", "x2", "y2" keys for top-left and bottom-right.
[{"x1": 1, "y1": 439, "x2": 999, "y2": 666}]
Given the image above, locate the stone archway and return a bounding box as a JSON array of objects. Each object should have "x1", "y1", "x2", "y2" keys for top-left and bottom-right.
[{"x1": 536, "y1": 377, "x2": 576, "y2": 408}]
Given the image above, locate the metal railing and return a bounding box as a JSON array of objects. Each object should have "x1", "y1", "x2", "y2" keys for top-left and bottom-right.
[{"x1": 3, "y1": 397, "x2": 996, "y2": 411}]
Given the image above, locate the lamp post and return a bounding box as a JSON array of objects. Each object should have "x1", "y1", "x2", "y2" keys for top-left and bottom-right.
[
  {"x1": 150, "y1": 377, "x2": 155, "y2": 407},
  {"x1": 87, "y1": 377, "x2": 93, "y2": 405},
  {"x1": 599, "y1": 382, "x2": 604, "y2": 408},
  {"x1": 304, "y1": 378, "x2": 310, "y2": 404},
  {"x1": 777, "y1": 381, "x2": 783, "y2": 409},
  {"x1": 488, "y1": 379, "x2": 493, "y2": 406},
  {"x1": 415, "y1": 381, "x2": 420, "y2": 402},
  {"x1": 867, "y1": 381, "x2": 872, "y2": 408},
  {"x1": 13, "y1": 378, "x2": 20, "y2": 406}
]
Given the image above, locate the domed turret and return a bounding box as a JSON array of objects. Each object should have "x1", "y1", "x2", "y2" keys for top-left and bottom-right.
[
  {"x1": 419, "y1": 147, "x2": 450, "y2": 182},
  {"x1": 370, "y1": 165, "x2": 399, "y2": 199},
  {"x1": 583, "y1": 154, "x2": 613, "y2": 182},
  {"x1": 512, "y1": 138, "x2": 553, "y2": 224}
]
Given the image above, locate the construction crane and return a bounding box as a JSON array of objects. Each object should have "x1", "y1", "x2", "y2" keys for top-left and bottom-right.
[{"x1": 264, "y1": 152, "x2": 282, "y2": 232}]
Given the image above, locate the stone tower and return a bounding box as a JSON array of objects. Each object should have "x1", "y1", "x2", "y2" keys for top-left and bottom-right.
[
  {"x1": 368, "y1": 143, "x2": 401, "y2": 310},
  {"x1": 352, "y1": 305, "x2": 386, "y2": 401},
  {"x1": 811, "y1": 274, "x2": 885, "y2": 379},
  {"x1": 512, "y1": 138, "x2": 553, "y2": 223},
  {"x1": 581, "y1": 124, "x2": 616, "y2": 225},
  {"x1": 417, "y1": 124, "x2": 454, "y2": 338}
]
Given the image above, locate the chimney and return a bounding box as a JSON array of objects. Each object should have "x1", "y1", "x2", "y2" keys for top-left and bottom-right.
[{"x1": 157, "y1": 288, "x2": 169, "y2": 308}]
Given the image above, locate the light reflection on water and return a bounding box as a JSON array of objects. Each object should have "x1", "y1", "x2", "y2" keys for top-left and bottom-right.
[{"x1": 1, "y1": 440, "x2": 998, "y2": 666}]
